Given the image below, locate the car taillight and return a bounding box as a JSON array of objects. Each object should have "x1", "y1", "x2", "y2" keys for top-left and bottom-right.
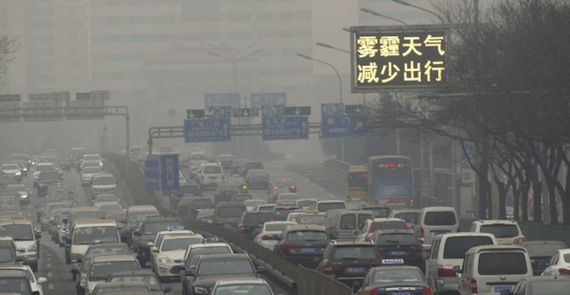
[
  {"x1": 321, "y1": 260, "x2": 335, "y2": 275},
  {"x1": 281, "y1": 242, "x2": 295, "y2": 250},
  {"x1": 420, "y1": 227, "x2": 425, "y2": 238},
  {"x1": 438, "y1": 268, "x2": 457, "y2": 277},
  {"x1": 215, "y1": 221, "x2": 224, "y2": 226},
  {"x1": 559, "y1": 268, "x2": 570, "y2": 275},
  {"x1": 376, "y1": 247, "x2": 385, "y2": 253},
  {"x1": 470, "y1": 279, "x2": 477, "y2": 294},
  {"x1": 261, "y1": 235, "x2": 273, "y2": 241},
  {"x1": 369, "y1": 288, "x2": 380, "y2": 295},
  {"x1": 423, "y1": 286, "x2": 433, "y2": 295},
  {"x1": 514, "y1": 237, "x2": 526, "y2": 244},
  {"x1": 367, "y1": 226, "x2": 373, "y2": 234},
  {"x1": 238, "y1": 224, "x2": 245, "y2": 232},
  {"x1": 412, "y1": 245, "x2": 423, "y2": 253}
]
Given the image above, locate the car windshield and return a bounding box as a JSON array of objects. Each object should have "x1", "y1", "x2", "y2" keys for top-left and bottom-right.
[
  {"x1": 84, "y1": 155, "x2": 101, "y2": 161},
  {"x1": 83, "y1": 161, "x2": 100, "y2": 167},
  {"x1": 197, "y1": 258, "x2": 253, "y2": 276},
  {"x1": 86, "y1": 245, "x2": 130, "y2": 256},
  {"x1": 74, "y1": 226, "x2": 119, "y2": 244},
  {"x1": 191, "y1": 199, "x2": 214, "y2": 209},
  {"x1": 478, "y1": 252, "x2": 527, "y2": 275},
  {"x1": 0, "y1": 278, "x2": 32, "y2": 294},
  {"x1": 287, "y1": 230, "x2": 327, "y2": 241},
  {"x1": 0, "y1": 248, "x2": 15, "y2": 263},
  {"x1": 96, "y1": 194, "x2": 117, "y2": 202},
  {"x1": 233, "y1": 194, "x2": 252, "y2": 202},
  {"x1": 370, "y1": 221, "x2": 407, "y2": 231},
  {"x1": 372, "y1": 268, "x2": 424, "y2": 283},
  {"x1": 480, "y1": 224, "x2": 519, "y2": 238},
  {"x1": 317, "y1": 202, "x2": 346, "y2": 212},
  {"x1": 214, "y1": 284, "x2": 272, "y2": 295},
  {"x1": 142, "y1": 222, "x2": 183, "y2": 235},
  {"x1": 218, "y1": 206, "x2": 246, "y2": 218},
  {"x1": 333, "y1": 246, "x2": 377, "y2": 259},
  {"x1": 297, "y1": 200, "x2": 316, "y2": 208},
  {"x1": 375, "y1": 233, "x2": 418, "y2": 245},
  {"x1": 128, "y1": 211, "x2": 159, "y2": 223},
  {"x1": 36, "y1": 164, "x2": 55, "y2": 172},
  {"x1": 89, "y1": 261, "x2": 140, "y2": 280},
  {"x1": 0, "y1": 224, "x2": 34, "y2": 241},
  {"x1": 530, "y1": 280, "x2": 570, "y2": 295},
  {"x1": 84, "y1": 167, "x2": 102, "y2": 173},
  {"x1": 93, "y1": 176, "x2": 115, "y2": 185},
  {"x1": 394, "y1": 212, "x2": 420, "y2": 224},
  {"x1": 161, "y1": 237, "x2": 203, "y2": 251},
  {"x1": 110, "y1": 275, "x2": 160, "y2": 291},
  {"x1": 243, "y1": 213, "x2": 274, "y2": 225},
  {"x1": 204, "y1": 166, "x2": 222, "y2": 173},
  {"x1": 297, "y1": 214, "x2": 326, "y2": 225},
  {"x1": 95, "y1": 285, "x2": 149, "y2": 295},
  {"x1": 443, "y1": 236, "x2": 495, "y2": 259},
  {"x1": 39, "y1": 171, "x2": 61, "y2": 180},
  {"x1": 424, "y1": 212, "x2": 456, "y2": 226},
  {"x1": 1, "y1": 164, "x2": 19, "y2": 170}
]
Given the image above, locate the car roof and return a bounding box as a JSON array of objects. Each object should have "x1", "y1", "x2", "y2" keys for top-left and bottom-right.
[
  {"x1": 0, "y1": 270, "x2": 27, "y2": 278},
  {"x1": 0, "y1": 219, "x2": 33, "y2": 226},
  {"x1": 188, "y1": 243, "x2": 231, "y2": 249},
  {"x1": 473, "y1": 219, "x2": 518, "y2": 225},
  {"x1": 373, "y1": 229, "x2": 415, "y2": 235},
  {"x1": 466, "y1": 245, "x2": 528, "y2": 254},
  {"x1": 107, "y1": 270, "x2": 156, "y2": 277},
  {"x1": 92, "y1": 254, "x2": 139, "y2": 262},
  {"x1": 317, "y1": 200, "x2": 346, "y2": 204},
  {"x1": 285, "y1": 224, "x2": 325, "y2": 231},
  {"x1": 329, "y1": 241, "x2": 377, "y2": 246},
  {"x1": 215, "y1": 278, "x2": 268, "y2": 286},
  {"x1": 434, "y1": 232, "x2": 496, "y2": 239},
  {"x1": 87, "y1": 242, "x2": 129, "y2": 249},
  {"x1": 73, "y1": 219, "x2": 117, "y2": 226},
  {"x1": 421, "y1": 206, "x2": 456, "y2": 212},
  {"x1": 199, "y1": 253, "x2": 249, "y2": 261},
  {"x1": 371, "y1": 217, "x2": 405, "y2": 222},
  {"x1": 521, "y1": 240, "x2": 567, "y2": 246},
  {"x1": 127, "y1": 205, "x2": 158, "y2": 212}
]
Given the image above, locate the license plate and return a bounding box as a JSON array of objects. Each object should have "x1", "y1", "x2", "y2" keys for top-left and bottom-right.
[
  {"x1": 493, "y1": 285, "x2": 514, "y2": 293},
  {"x1": 345, "y1": 267, "x2": 365, "y2": 273},
  {"x1": 390, "y1": 251, "x2": 408, "y2": 256},
  {"x1": 389, "y1": 292, "x2": 412, "y2": 295},
  {"x1": 382, "y1": 258, "x2": 405, "y2": 265},
  {"x1": 300, "y1": 248, "x2": 316, "y2": 253}
]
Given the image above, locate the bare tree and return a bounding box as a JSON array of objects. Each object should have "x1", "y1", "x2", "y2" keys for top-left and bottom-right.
[{"x1": 0, "y1": 36, "x2": 18, "y2": 75}]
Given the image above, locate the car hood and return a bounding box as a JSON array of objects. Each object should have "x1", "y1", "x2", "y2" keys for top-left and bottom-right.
[
  {"x1": 159, "y1": 250, "x2": 186, "y2": 262},
  {"x1": 14, "y1": 240, "x2": 35, "y2": 250},
  {"x1": 2, "y1": 169, "x2": 20, "y2": 173},
  {"x1": 194, "y1": 273, "x2": 256, "y2": 287}
]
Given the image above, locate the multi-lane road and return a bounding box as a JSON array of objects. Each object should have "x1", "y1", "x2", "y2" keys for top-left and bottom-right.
[{"x1": 30, "y1": 157, "x2": 345, "y2": 295}]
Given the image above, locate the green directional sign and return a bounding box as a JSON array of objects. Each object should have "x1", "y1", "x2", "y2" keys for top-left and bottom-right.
[
  {"x1": 186, "y1": 109, "x2": 205, "y2": 119},
  {"x1": 345, "y1": 104, "x2": 365, "y2": 115},
  {"x1": 232, "y1": 107, "x2": 260, "y2": 118},
  {"x1": 284, "y1": 106, "x2": 311, "y2": 116}
]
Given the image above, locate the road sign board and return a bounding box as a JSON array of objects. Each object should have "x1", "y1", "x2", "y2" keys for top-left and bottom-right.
[
  {"x1": 251, "y1": 92, "x2": 287, "y2": 107},
  {"x1": 207, "y1": 106, "x2": 232, "y2": 118},
  {"x1": 262, "y1": 116, "x2": 309, "y2": 140},
  {"x1": 76, "y1": 92, "x2": 91, "y2": 100},
  {"x1": 160, "y1": 154, "x2": 179, "y2": 191},
  {"x1": 284, "y1": 106, "x2": 311, "y2": 116},
  {"x1": 232, "y1": 107, "x2": 260, "y2": 118},
  {"x1": 204, "y1": 93, "x2": 240, "y2": 108},
  {"x1": 22, "y1": 101, "x2": 65, "y2": 121},
  {"x1": 0, "y1": 94, "x2": 20, "y2": 102},
  {"x1": 321, "y1": 115, "x2": 368, "y2": 138},
  {"x1": 0, "y1": 101, "x2": 21, "y2": 122},
  {"x1": 144, "y1": 155, "x2": 160, "y2": 191},
  {"x1": 64, "y1": 99, "x2": 105, "y2": 120},
  {"x1": 345, "y1": 104, "x2": 365, "y2": 115},
  {"x1": 321, "y1": 103, "x2": 344, "y2": 116},
  {"x1": 184, "y1": 118, "x2": 231, "y2": 142},
  {"x1": 186, "y1": 109, "x2": 205, "y2": 119},
  {"x1": 261, "y1": 105, "x2": 284, "y2": 118}
]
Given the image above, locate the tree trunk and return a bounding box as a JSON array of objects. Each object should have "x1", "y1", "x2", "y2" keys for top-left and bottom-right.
[
  {"x1": 532, "y1": 180, "x2": 542, "y2": 223},
  {"x1": 478, "y1": 143, "x2": 491, "y2": 218},
  {"x1": 548, "y1": 183, "x2": 559, "y2": 225},
  {"x1": 564, "y1": 165, "x2": 570, "y2": 225},
  {"x1": 513, "y1": 185, "x2": 520, "y2": 220},
  {"x1": 521, "y1": 179, "x2": 530, "y2": 221}
]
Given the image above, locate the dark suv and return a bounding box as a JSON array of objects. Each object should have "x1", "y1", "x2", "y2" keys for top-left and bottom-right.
[
  {"x1": 214, "y1": 183, "x2": 239, "y2": 204},
  {"x1": 273, "y1": 224, "x2": 328, "y2": 268},
  {"x1": 237, "y1": 212, "x2": 275, "y2": 239},
  {"x1": 316, "y1": 241, "x2": 382, "y2": 290},
  {"x1": 240, "y1": 160, "x2": 264, "y2": 177},
  {"x1": 369, "y1": 229, "x2": 424, "y2": 271},
  {"x1": 131, "y1": 217, "x2": 184, "y2": 267},
  {"x1": 37, "y1": 171, "x2": 63, "y2": 197},
  {"x1": 175, "y1": 253, "x2": 263, "y2": 295}
]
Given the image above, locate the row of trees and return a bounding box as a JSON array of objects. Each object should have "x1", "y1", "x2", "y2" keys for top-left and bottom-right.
[{"x1": 367, "y1": 0, "x2": 570, "y2": 224}]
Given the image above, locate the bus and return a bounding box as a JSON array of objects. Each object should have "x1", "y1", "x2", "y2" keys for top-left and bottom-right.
[
  {"x1": 347, "y1": 165, "x2": 368, "y2": 201},
  {"x1": 367, "y1": 155, "x2": 413, "y2": 206}
]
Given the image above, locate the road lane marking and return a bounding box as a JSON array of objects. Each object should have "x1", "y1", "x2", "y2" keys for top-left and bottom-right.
[
  {"x1": 48, "y1": 283, "x2": 54, "y2": 290},
  {"x1": 46, "y1": 263, "x2": 51, "y2": 268},
  {"x1": 47, "y1": 272, "x2": 52, "y2": 278}
]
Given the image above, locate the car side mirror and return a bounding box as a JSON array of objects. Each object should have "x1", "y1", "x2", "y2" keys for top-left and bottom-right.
[
  {"x1": 151, "y1": 246, "x2": 158, "y2": 253},
  {"x1": 37, "y1": 277, "x2": 47, "y2": 284},
  {"x1": 170, "y1": 265, "x2": 185, "y2": 274},
  {"x1": 133, "y1": 230, "x2": 141, "y2": 236},
  {"x1": 353, "y1": 230, "x2": 359, "y2": 235},
  {"x1": 186, "y1": 268, "x2": 195, "y2": 277},
  {"x1": 256, "y1": 266, "x2": 266, "y2": 273},
  {"x1": 162, "y1": 287, "x2": 172, "y2": 293},
  {"x1": 35, "y1": 232, "x2": 42, "y2": 239},
  {"x1": 452, "y1": 265, "x2": 462, "y2": 273}
]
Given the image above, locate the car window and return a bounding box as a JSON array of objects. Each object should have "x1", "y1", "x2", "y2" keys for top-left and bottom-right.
[
  {"x1": 333, "y1": 246, "x2": 377, "y2": 259},
  {"x1": 90, "y1": 261, "x2": 140, "y2": 280},
  {"x1": 243, "y1": 213, "x2": 274, "y2": 225},
  {"x1": 394, "y1": 212, "x2": 419, "y2": 224},
  {"x1": 204, "y1": 166, "x2": 222, "y2": 174},
  {"x1": 287, "y1": 230, "x2": 327, "y2": 241},
  {"x1": 375, "y1": 233, "x2": 418, "y2": 245},
  {"x1": 424, "y1": 211, "x2": 456, "y2": 226},
  {"x1": 371, "y1": 268, "x2": 423, "y2": 283},
  {"x1": 197, "y1": 258, "x2": 253, "y2": 276},
  {"x1": 340, "y1": 214, "x2": 356, "y2": 230},
  {"x1": 217, "y1": 206, "x2": 246, "y2": 218},
  {"x1": 214, "y1": 285, "x2": 272, "y2": 295},
  {"x1": 318, "y1": 202, "x2": 346, "y2": 212},
  {"x1": 0, "y1": 248, "x2": 14, "y2": 262},
  {"x1": 479, "y1": 224, "x2": 519, "y2": 238},
  {"x1": 430, "y1": 239, "x2": 440, "y2": 259},
  {"x1": 443, "y1": 236, "x2": 495, "y2": 259},
  {"x1": 477, "y1": 252, "x2": 528, "y2": 275},
  {"x1": 370, "y1": 220, "x2": 407, "y2": 232},
  {"x1": 530, "y1": 280, "x2": 570, "y2": 295}
]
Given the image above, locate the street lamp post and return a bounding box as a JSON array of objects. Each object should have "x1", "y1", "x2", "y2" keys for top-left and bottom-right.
[
  {"x1": 297, "y1": 53, "x2": 345, "y2": 161},
  {"x1": 391, "y1": 0, "x2": 445, "y2": 23},
  {"x1": 360, "y1": 8, "x2": 408, "y2": 25}
]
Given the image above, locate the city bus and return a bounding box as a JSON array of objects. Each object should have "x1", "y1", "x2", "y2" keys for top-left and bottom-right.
[
  {"x1": 367, "y1": 155, "x2": 413, "y2": 206},
  {"x1": 346, "y1": 165, "x2": 368, "y2": 201}
]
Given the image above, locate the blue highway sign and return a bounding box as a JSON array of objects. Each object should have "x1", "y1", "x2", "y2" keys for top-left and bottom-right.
[
  {"x1": 184, "y1": 118, "x2": 231, "y2": 142},
  {"x1": 144, "y1": 155, "x2": 160, "y2": 191},
  {"x1": 160, "y1": 154, "x2": 179, "y2": 191},
  {"x1": 204, "y1": 93, "x2": 240, "y2": 108},
  {"x1": 262, "y1": 116, "x2": 309, "y2": 140},
  {"x1": 321, "y1": 115, "x2": 368, "y2": 138},
  {"x1": 251, "y1": 92, "x2": 287, "y2": 107}
]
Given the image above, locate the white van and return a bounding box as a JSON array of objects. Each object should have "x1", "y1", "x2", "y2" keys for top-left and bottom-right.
[
  {"x1": 197, "y1": 163, "x2": 224, "y2": 189},
  {"x1": 425, "y1": 233, "x2": 497, "y2": 295},
  {"x1": 415, "y1": 206, "x2": 459, "y2": 250},
  {"x1": 457, "y1": 245, "x2": 533, "y2": 295},
  {"x1": 70, "y1": 219, "x2": 120, "y2": 277},
  {"x1": 90, "y1": 173, "x2": 117, "y2": 197}
]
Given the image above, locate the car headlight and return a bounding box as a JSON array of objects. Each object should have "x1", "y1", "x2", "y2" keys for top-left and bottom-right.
[
  {"x1": 194, "y1": 287, "x2": 209, "y2": 295},
  {"x1": 26, "y1": 243, "x2": 37, "y2": 252},
  {"x1": 14, "y1": 171, "x2": 21, "y2": 176},
  {"x1": 20, "y1": 194, "x2": 28, "y2": 199},
  {"x1": 158, "y1": 257, "x2": 174, "y2": 264}
]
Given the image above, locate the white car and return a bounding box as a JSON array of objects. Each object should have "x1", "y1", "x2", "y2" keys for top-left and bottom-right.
[
  {"x1": 0, "y1": 163, "x2": 22, "y2": 182},
  {"x1": 182, "y1": 242, "x2": 234, "y2": 269},
  {"x1": 245, "y1": 199, "x2": 266, "y2": 212},
  {"x1": 542, "y1": 248, "x2": 570, "y2": 275},
  {"x1": 151, "y1": 234, "x2": 204, "y2": 279},
  {"x1": 253, "y1": 221, "x2": 297, "y2": 250},
  {"x1": 151, "y1": 228, "x2": 195, "y2": 248},
  {"x1": 0, "y1": 265, "x2": 47, "y2": 295},
  {"x1": 81, "y1": 166, "x2": 102, "y2": 186},
  {"x1": 32, "y1": 162, "x2": 56, "y2": 187}
]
